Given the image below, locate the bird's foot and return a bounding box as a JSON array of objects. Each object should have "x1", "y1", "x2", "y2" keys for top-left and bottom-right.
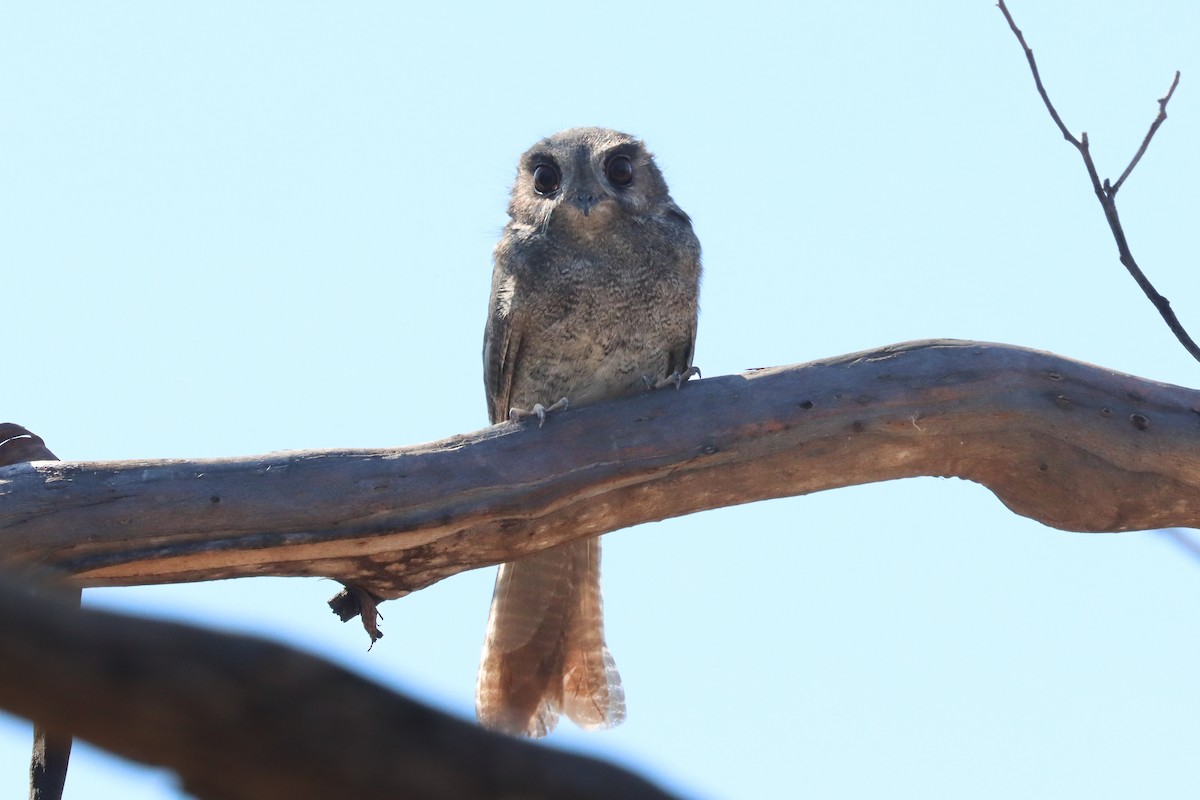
[
  {"x1": 509, "y1": 397, "x2": 569, "y2": 428},
  {"x1": 644, "y1": 366, "x2": 701, "y2": 391}
]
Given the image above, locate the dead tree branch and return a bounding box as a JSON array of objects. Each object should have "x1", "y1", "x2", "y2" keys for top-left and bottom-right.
[
  {"x1": 0, "y1": 573, "x2": 679, "y2": 800},
  {"x1": 4, "y1": 340, "x2": 1200, "y2": 622},
  {"x1": 5, "y1": 340, "x2": 1200, "y2": 794},
  {"x1": 1, "y1": 425, "x2": 75, "y2": 800},
  {"x1": 997, "y1": 1, "x2": 1196, "y2": 363}
]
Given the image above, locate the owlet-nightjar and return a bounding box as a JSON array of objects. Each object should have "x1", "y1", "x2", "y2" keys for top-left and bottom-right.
[{"x1": 477, "y1": 127, "x2": 701, "y2": 737}]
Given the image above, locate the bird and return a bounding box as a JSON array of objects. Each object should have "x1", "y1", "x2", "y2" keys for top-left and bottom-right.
[{"x1": 477, "y1": 127, "x2": 701, "y2": 737}]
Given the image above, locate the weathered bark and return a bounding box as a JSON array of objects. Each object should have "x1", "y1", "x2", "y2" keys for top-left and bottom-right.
[
  {"x1": 28, "y1": 723, "x2": 72, "y2": 800},
  {"x1": 3, "y1": 340, "x2": 1199, "y2": 604},
  {"x1": 0, "y1": 574, "x2": 679, "y2": 800},
  {"x1": 1, "y1": 425, "x2": 76, "y2": 800}
]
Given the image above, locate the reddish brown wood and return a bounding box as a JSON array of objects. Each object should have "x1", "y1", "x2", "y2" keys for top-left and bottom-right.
[{"x1": 3, "y1": 340, "x2": 1199, "y2": 601}]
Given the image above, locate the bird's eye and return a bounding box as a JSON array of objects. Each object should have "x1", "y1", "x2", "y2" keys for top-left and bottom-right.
[
  {"x1": 532, "y1": 163, "x2": 560, "y2": 195},
  {"x1": 605, "y1": 154, "x2": 633, "y2": 187}
]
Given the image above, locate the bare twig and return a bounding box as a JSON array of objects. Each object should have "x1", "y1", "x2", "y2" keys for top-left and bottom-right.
[
  {"x1": 1112, "y1": 71, "x2": 1181, "y2": 196},
  {"x1": 996, "y1": 3, "x2": 1078, "y2": 147},
  {"x1": 997, "y1": 2, "x2": 1199, "y2": 364}
]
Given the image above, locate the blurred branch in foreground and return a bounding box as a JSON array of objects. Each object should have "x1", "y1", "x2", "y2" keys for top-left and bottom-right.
[
  {"x1": 1157, "y1": 528, "x2": 1200, "y2": 567},
  {"x1": 0, "y1": 572, "x2": 680, "y2": 800}
]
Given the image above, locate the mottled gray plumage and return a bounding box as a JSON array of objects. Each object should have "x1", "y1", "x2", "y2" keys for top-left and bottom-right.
[{"x1": 477, "y1": 127, "x2": 701, "y2": 737}]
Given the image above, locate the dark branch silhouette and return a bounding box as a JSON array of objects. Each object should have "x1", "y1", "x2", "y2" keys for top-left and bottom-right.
[
  {"x1": 997, "y1": 1, "x2": 1197, "y2": 363},
  {"x1": 0, "y1": 425, "x2": 75, "y2": 800},
  {"x1": 0, "y1": 572, "x2": 679, "y2": 800}
]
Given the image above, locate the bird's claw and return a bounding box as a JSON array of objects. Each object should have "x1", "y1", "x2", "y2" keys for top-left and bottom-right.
[
  {"x1": 648, "y1": 365, "x2": 701, "y2": 391},
  {"x1": 509, "y1": 397, "x2": 569, "y2": 428}
]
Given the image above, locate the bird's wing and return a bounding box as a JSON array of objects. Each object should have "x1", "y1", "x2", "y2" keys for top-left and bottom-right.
[
  {"x1": 482, "y1": 270, "x2": 522, "y2": 426},
  {"x1": 667, "y1": 257, "x2": 700, "y2": 378}
]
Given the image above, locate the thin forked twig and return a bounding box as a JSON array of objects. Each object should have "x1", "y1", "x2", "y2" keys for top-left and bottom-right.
[
  {"x1": 997, "y1": 1, "x2": 1200, "y2": 365},
  {"x1": 1111, "y1": 71, "x2": 1181, "y2": 196},
  {"x1": 997, "y1": 3, "x2": 1079, "y2": 147}
]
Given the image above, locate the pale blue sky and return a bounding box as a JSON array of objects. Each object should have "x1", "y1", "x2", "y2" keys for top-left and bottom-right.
[{"x1": 4, "y1": 2, "x2": 1200, "y2": 798}]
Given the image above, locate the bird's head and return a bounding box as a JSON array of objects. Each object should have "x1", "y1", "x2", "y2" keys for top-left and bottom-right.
[{"x1": 508, "y1": 127, "x2": 676, "y2": 238}]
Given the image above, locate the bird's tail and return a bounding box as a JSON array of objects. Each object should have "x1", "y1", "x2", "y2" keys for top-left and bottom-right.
[{"x1": 475, "y1": 537, "x2": 625, "y2": 737}]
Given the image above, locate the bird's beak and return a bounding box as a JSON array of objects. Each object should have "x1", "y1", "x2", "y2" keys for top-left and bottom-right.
[{"x1": 569, "y1": 190, "x2": 599, "y2": 217}]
